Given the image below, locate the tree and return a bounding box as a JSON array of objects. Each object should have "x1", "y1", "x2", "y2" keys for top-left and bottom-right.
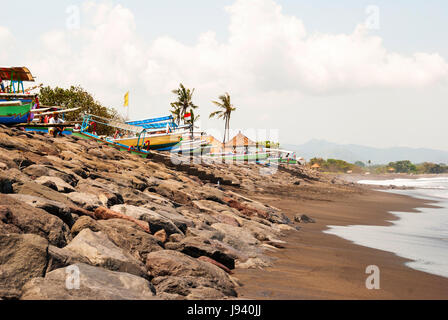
[
  {"x1": 170, "y1": 105, "x2": 182, "y2": 125},
  {"x1": 184, "y1": 108, "x2": 200, "y2": 138},
  {"x1": 170, "y1": 83, "x2": 198, "y2": 124},
  {"x1": 388, "y1": 160, "x2": 417, "y2": 173},
  {"x1": 209, "y1": 92, "x2": 236, "y2": 144},
  {"x1": 39, "y1": 85, "x2": 120, "y2": 135},
  {"x1": 355, "y1": 161, "x2": 366, "y2": 168}
]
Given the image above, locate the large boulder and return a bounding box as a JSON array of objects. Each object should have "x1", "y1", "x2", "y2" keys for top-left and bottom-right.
[
  {"x1": 110, "y1": 205, "x2": 183, "y2": 236},
  {"x1": 150, "y1": 180, "x2": 193, "y2": 205},
  {"x1": 12, "y1": 182, "x2": 74, "y2": 207},
  {"x1": 21, "y1": 263, "x2": 157, "y2": 300},
  {"x1": 97, "y1": 219, "x2": 163, "y2": 263},
  {"x1": 65, "y1": 229, "x2": 147, "y2": 278},
  {"x1": 46, "y1": 245, "x2": 91, "y2": 272},
  {"x1": 8, "y1": 194, "x2": 75, "y2": 228},
  {"x1": 67, "y1": 192, "x2": 102, "y2": 211},
  {"x1": 165, "y1": 236, "x2": 235, "y2": 270},
  {"x1": 34, "y1": 176, "x2": 75, "y2": 193},
  {"x1": 152, "y1": 276, "x2": 230, "y2": 299},
  {"x1": 23, "y1": 165, "x2": 77, "y2": 185},
  {"x1": 0, "y1": 234, "x2": 49, "y2": 299},
  {"x1": 76, "y1": 180, "x2": 123, "y2": 207},
  {"x1": 0, "y1": 194, "x2": 71, "y2": 247},
  {"x1": 146, "y1": 250, "x2": 236, "y2": 297}
]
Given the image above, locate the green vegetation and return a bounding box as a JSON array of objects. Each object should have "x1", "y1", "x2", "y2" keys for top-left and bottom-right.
[
  {"x1": 170, "y1": 83, "x2": 198, "y2": 125},
  {"x1": 308, "y1": 158, "x2": 448, "y2": 175},
  {"x1": 309, "y1": 158, "x2": 363, "y2": 173},
  {"x1": 256, "y1": 141, "x2": 280, "y2": 149},
  {"x1": 209, "y1": 92, "x2": 236, "y2": 144},
  {"x1": 39, "y1": 85, "x2": 120, "y2": 135}
]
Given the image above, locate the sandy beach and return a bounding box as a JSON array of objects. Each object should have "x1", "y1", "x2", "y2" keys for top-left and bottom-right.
[{"x1": 234, "y1": 182, "x2": 448, "y2": 299}]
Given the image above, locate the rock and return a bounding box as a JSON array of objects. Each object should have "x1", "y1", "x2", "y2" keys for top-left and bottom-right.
[
  {"x1": 67, "y1": 192, "x2": 102, "y2": 211},
  {"x1": 294, "y1": 214, "x2": 316, "y2": 223},
  {"x1": 76, "y1": 180, "x2": 123, "y2": 207},
  {"x1": 110, "y1": 205, "x2": 182, "y2": 235},
  {"x1": 3, "y1": 168, "x2": 33, "y2": 184},
  {"x1": 8, "y1": 194, "x2": 75, "y2": 228},
  {"x1": 70, "y1": 216, "x2": 102, "y2": 236},
  {"x1": 13, "y1": 182, "x2": 74, "y2": 206},
  {"x1": 0, "y1": 234, "x2": 49, "y2": 299},
  {"x1": 71, "y1": 217, "x2": 163, "y2": 264},
  {"x1": 0, "y1": 194, "x2": 71, "y2": 247},
  {"x1": 23, "y1": 165, "x2": 77, "y2": 185},
  {"x1": 198, "y1": 256, "x2": 232, "y2": 274},
  {"x1": 65, "y1": 229, "x2": 147, "y2": 278},
  {"x1": 152, "y1": 276, "x2": 228, "y2": 299},
  {"x1": 154, "y1": 229, "x2": 167, "y2": 243},
  {"x1": 151, "y1": 180, "x2": 193, "y2": 205},
  {"x1": 21, "y1": 263, "x2": 157, "y2": 300},
  {"x1": 147, "y1": 250, "x2": 236, "y2": 297},
  {"x1": 94, "y1": 206, "x2": 150, "y2": 233},
  {"x1": 97, "y1": 219, "x2": 163, "y2": 263},
  {"x1": 0, "y1": 172, "x2": 14, "y2": 193},
  {"x1": 168, "y1": 236, "x2": 235, "y2": 270},
  {"x1": 168, "y1": 233, "x2": 184, "y2": 243},
  {"x1": 46, "y1": 245, "x2": 91, "y2": 272},
  {"x1": 35, "y1": 176, "x2": 75, "y2": 193}
]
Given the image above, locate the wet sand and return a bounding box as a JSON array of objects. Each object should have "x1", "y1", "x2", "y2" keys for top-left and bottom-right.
[{"x1": 234, "y1": 183, "x2": 448, "y2": 299}]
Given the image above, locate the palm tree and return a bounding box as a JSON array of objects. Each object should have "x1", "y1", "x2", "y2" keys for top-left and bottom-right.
[
  {"x1": 170, "y1": 104, "x2": 182, "y2": 125},
  {"x1": 171, "y1": 83, "x2": 198, "y2": 123},
  {"x1": 209, "y1": 92, "x2": 236, "y2": 144},
  {"x1": 185, "y1": 108, "x2": 200, "y2": 138}
]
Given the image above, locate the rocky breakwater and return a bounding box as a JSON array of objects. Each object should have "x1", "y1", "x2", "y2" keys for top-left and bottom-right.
[{"x1": 0, "y1": 126, "x2": 314, "y2": 300}]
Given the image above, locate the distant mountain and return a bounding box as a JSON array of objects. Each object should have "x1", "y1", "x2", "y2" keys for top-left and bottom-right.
[{"x1": 282, "y1": 139, "x2": 448, "y2": 165}]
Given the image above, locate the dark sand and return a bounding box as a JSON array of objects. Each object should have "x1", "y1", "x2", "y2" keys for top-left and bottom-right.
[{"x1": 234, "y1": 182, "x2": 448, "y2": 299}]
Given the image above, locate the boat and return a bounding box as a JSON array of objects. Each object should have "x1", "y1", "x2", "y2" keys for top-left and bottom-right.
[
  {"x1": 73, "y1": 114, "x2": 186, "y2": 156},
  {"x1": 126, "y1": 115, "x2": 212, "y2": 154},
  {"x1": 0, "y1": 67, "x2": 39, "y2": 124},
  {"x1": 206, "y1": 151, "x2": 269, "y2": 162},
  {"x1": 265, "y1": 149, "x2": 300, "y2": 164}
]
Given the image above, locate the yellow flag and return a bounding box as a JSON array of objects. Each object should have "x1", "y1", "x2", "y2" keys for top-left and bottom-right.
[{"x1": 124, "y1": 91, "x2": 129, "y2": 107}]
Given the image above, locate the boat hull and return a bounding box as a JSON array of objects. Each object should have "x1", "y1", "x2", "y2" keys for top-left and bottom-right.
[
  {"x1": 0, "y1": 102, "x2": 33, "y2": 124},
  {"x1": 72, "y1": 131, "x2": 150, "y2": 158},
  {"x1": 112, "y1": 133, "x2": 182, "y2": 151}
]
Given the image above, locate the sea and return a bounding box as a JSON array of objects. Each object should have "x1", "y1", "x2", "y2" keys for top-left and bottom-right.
[{"x1": 324, "y1": 177, "x2": 448, "y2": 278}]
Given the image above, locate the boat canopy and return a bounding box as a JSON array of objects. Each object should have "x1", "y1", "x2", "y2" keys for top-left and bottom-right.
[
  {"x1": 0, "y1": 67, "x2": 35, "y2": 82},
  {"x1": 83, "y1": 114, "x2": 145, "y2": 134},
  {"x1": 126, "y1": 115, "x2": 174, "y2": 126}
]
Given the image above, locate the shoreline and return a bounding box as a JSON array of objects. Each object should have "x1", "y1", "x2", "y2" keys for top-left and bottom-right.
[{"x1": 233, "y1": 184, "x2": 448, "y2": 299}]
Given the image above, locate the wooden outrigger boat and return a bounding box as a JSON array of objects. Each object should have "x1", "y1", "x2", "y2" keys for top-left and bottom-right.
[
  {"x1": 265, "y1": 149, "x2": 299, "y2": 164},
  {"x1": 0, "y1": 67, "x2": 39, "y2": 124},
  {"x1": 126, "y1": 115, "x2": 212, "y2": 154},
  {"x1": 73, "y1": 114, "x2": 186, "y2": 157},
  {"x1": 206, "y1": 151, "x2": 269, "y2": 162}
]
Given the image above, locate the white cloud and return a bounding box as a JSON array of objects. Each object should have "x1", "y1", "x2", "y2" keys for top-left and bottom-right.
[
  {"x1": 3, "y1": 0, "x2": 448, "y2": 122},
  {"x1": 0, "y1": 26, "x2": 15, "y2": 62}
]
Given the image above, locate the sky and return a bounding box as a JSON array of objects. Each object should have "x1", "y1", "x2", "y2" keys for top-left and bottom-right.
[{"x1": 1, "y1": 0, "x2": 447, "y2": 150}]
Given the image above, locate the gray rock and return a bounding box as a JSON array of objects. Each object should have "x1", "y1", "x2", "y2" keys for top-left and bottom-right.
[
  {"x1": 8, "y1": 194, "x2": 75, "y2": 228},
  {"x1": 46, "y1": 245, "x2": 91, "y2": 272},
  {"x1": 65, "y1": 229, "x2": 148, "y2": 278},
  {"x1": 110, "y1": 204, "x2": 183, "y2": 236},
  {"x1": 21, "y1": 263, "x2": 157, "y2": 300},
  {"x1": 0, "y1": 194, "x2": 71, "y2": 247},
  {"x1": 0, "y1": 234, "x2": 49, "y2": 299},
  {"x1": 66, "y1": 192, "x2": 102, "y2": 211},
  {"x1": 146, "y1": 250, "x2": 236, "y2": 297},
  {"x1": 166, "y1": 236, "x2": 235, "y2": 270},
  {"x1": 294, "y1": 214, "x2": 316, "y2": 223},
  {"x1": 35, "y1": 176, "x2": 75, "y2": 193}
]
